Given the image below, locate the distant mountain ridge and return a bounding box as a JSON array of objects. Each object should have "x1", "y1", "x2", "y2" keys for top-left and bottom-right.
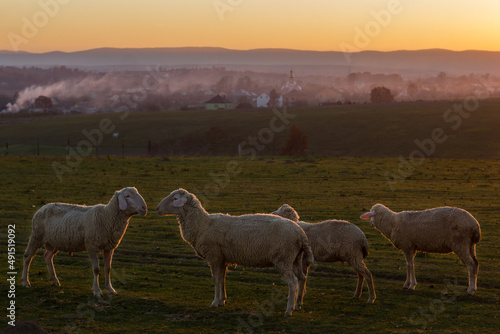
[{"x1": 0, "y1": 47, "x2": 499, "y2": 75}]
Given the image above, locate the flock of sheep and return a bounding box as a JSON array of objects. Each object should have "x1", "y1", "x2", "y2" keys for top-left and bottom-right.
[{"x1": 22, "y1": 187, "x2": 481, "y2": 317}]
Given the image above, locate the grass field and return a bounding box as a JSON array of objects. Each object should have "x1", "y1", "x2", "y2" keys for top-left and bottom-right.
[
  {"x1": 1, "y1": 155, "x2": 499, "y2": 333},
  {"x1": 2, "y1": 99, "x2": 500, "y2": 158}
]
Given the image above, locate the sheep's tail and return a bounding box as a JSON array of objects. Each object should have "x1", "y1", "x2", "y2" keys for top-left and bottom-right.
[
  {"x1": 472, "y1": 224, "x2": 481, "y2": 244},
  {"x1": 361, "y1": 244, "x2": 369, "y2": 259},
  {"x1": 361, "y1": 236, "x2": 370, "y2": 259},
  {"x1": 302, "y1": 243, "x2": 314, "y2": 265}
]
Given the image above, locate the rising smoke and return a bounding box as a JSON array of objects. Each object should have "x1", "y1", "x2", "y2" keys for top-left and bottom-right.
[{"x1": 3, "y1": 73, "x2": 141, "y2": 113}]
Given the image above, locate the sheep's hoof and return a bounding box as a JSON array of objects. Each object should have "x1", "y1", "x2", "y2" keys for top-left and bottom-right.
[
  {"x1": 284, "y1": 311, "x2": 293, "y2": 318},
  {"x1": 210, "y1": 302, "x2": 219, "y2": 308},
  {"x1": 93, "y1": 290, "x2": 103, "y2": 297},
  {"x1": 23, "y1": 282, "x2": 31, "y2": 288},
  {"x1": 367, "y1": 298, "x2": 375, "y2": 304},
  {"x1": 107, "y1": 287, "x2": 117, "y2": 294},
  {"x1": 51, "y1": 280, "x2": 60, "y2": 287},
  {"x1": 467, "y1": 288, "x2": 476, "y2": 295}
]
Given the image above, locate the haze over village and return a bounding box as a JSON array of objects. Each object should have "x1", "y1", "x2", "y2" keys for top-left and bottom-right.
[{"x1": 1, "y1": 48, "x2": 500, "y2": 115}]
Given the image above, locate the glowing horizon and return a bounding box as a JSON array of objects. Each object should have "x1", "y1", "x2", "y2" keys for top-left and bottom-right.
[{"x1": 2, "y1": 0, "x2": 500, "y2": 53}]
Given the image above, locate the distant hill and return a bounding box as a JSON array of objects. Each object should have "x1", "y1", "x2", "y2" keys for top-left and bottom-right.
[{"x1": 0, "y1": 47, "x2": 499, "y2": 76}]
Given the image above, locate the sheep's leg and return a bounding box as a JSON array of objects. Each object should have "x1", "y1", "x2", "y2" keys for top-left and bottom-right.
[
  {"x1": 403, "y1": 250, "x2": 417, "y2": 290},
  {"x1": 363, "y1": 268, "x2": 376, "y2": 303},
  {"x1": 219, "y1": 265, "x2": 227, "y2": 306},
  {"x1": 22, "y1": 237, "x2": 42, "y2": 288},
  {"x1": 88, "y1": 250, "x2": 102, "y2": 297},
  {"x1": 468, "y1": 244, "x2": 479, "y2": 295},
  {"x1": 455, "y1": 246, "x2": 479, "y2": 295},
  {"x1": 44, "y1": 247, "x2": 60, "y2": 286},
  {"x1": 103, "y1": 249, "x2": 116, "y2": 294},
  {"x1": 350, "y1": 258, "x2": 376, "y2": 303},
  {"x1": 210, "y1": 262, "x2": 226, "y2": 307},
  {"x1": 294, "y1": 255, "x2": 310, "y2": 311},
  {"x1": 354, "y1": 272, "x2": 364, "y2": 299},
  {"x1": 279, "y1": 269, "x2": 298, "y2": 317}
]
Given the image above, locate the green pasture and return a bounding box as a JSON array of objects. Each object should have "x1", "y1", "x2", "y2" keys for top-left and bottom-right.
[
  {"x1": 2, "y1": 99, "x2": 500, "y2": 158},
  {"x1": 1, "y1": 156, "x2": 499, "y2": 333}
]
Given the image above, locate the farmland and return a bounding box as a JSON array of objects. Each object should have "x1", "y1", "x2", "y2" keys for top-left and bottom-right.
[
  {"x1": 1, "y1": 155, "x2": 499, "y2": 333},
  {"x1": 2, "y1": 99, "x2": 500, "y2": 158}
]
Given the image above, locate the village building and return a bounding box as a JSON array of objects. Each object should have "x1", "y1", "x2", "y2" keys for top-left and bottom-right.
[
  {"x1": 256, "y1": 93, "x2": 270, "y2": 108},
  {"x1": 204, "y1": 94, "x2": 233, "y2": 110},
  {"x1": 281, "y1": 70, "x2": 307, "y2": 107}
]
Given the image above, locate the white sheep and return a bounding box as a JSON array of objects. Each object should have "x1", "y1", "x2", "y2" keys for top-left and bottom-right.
[
  {"x1": 360, "y1": 204, "x2": 481, "y2": 294},
  {"x1": 22, "y1": 187, "x2": 147, "y2": 296},
  {"x1": 273, "y1": 204, "x2": 376, "y2": 304},
  {"x1": 155, "y1": 188, "x2": 314, "y2": 317}
]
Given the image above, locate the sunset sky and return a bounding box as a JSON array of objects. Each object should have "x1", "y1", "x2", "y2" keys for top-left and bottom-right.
[{"x1": 2, "y1": 0, "x2": 499, "y2": 53}]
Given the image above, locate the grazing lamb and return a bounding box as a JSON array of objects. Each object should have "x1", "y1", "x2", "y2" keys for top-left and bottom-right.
[
  {"x1": 22, "y1": 187, "x2": 147, "y2": 296},
  {"x1": 273, "y1": 204, "x2": 376, "y2": 304},
  {"x1": 360, "y1": 204, "x2": 481, "y2": 294},
  {"x1": 155, "y1": 188, "x2": 314, "y2": 317}
]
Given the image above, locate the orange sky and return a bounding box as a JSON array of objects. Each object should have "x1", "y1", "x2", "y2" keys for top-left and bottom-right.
[{"x1": 2, "y1": 0, "x2": 500, "y2": 53}]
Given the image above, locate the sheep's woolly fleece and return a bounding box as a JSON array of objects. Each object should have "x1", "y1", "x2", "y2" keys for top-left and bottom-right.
[
  {"x1": 22, "y1": 187, "x2": 147, "y2": 297},
  {"x1": 156, "y1": 188, "x2": 314, "y2": 317}
]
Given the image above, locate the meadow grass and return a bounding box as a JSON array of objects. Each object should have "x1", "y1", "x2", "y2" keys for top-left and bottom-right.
[
  {"x1": 1, "y1": 156, "x2": 499, "y2": 333},
  {"x1": 2, "y1": 99, "x2": 500, "y2": 158}
]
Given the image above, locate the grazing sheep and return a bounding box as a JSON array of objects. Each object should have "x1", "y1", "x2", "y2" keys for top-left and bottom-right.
[
  {"x1": 156, "y1": 188, "x2": 314, "y2": 317},
  {"x1": 360, "y1": 204, "x2": 481, "y2": 294},
  {"x1": 273, "y1": 204, "x2": 376, "y2": 304},
  {"x1": 22, "y1": 187, "x2": 147, "y2": 296}
]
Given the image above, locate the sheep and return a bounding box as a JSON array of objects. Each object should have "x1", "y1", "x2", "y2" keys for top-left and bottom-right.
[
  {"x1": 273, "y1": 204, "x2": 376, "y2": 304},
  {"x1": 22, "y1": 187, "x2": 147, "y2": 296},
  {"x1": 360, "y1": 204, "x2": 481, "y2": 295},
  {"x1": 155, "y1": 188, "x2": 314, "y2": 317}
]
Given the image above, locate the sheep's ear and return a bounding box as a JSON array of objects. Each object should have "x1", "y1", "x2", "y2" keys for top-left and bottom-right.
[
  {"x1": 172, "y1": 197, "x2": 187, "y2": 208},
  {"x1": 118, "y1": 192, "x2": 128, "y2": 210},
  {"x1": 360, "y1": 211, "x2": 374, "y2": 219}
]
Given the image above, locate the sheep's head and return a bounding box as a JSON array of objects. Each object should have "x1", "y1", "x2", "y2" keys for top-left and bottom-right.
[
  {"x1": 117, "y1": 187, "x2": 147, "y2": 216},
  {"x1": 360, "y1": 203, "x2": 390, "y2": 227},
  {"x1": 272, "y1": 204, "x2": 300, "y2": 222},
  {"x1": 156, "y1": 188, "x2": 195, "y2": 215}
]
